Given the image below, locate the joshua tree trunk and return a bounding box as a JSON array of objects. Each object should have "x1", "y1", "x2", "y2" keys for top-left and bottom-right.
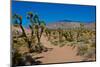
[
  {"x1": 69, "y1": 31, "x2": 73, "y2": 41},
  {"x1": 77, "y1": 32, "x2": 80, "y2": 42},
  {"x1": 59, "y1": 31, "x2": 61, "y2": 42},
  {"x1": 19, "y1": 22, "x2": 31, "y2": 48},
  {"x1": 19, "y1": 24, "x2": 27, "y2": 37},
  {"x1": 58, "y1": 29, "x2": 62, "y2": 42},
  {"x1": 37, "y1": 33, "x2": 40, "y2": 44},
  {"x1": 36, "y1": 26, "x2": 41, "y2": 45},
  {"x1": 40, "y1": 27, "x2": 44, "y2": 38}
]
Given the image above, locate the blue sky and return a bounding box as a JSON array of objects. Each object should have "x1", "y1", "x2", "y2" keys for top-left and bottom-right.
[{"x1": 12, "y1": 1, "x2": 96, "y2": 27}]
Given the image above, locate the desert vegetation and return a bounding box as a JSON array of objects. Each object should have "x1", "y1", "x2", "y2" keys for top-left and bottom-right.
[{"x1": 12, "y1": 12, "x2": 96, "y2": 66}]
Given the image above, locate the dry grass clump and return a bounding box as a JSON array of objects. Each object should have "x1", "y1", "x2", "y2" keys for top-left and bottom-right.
[{"x1": 76, "y1": 42, "x2": 96, "y2": 61}]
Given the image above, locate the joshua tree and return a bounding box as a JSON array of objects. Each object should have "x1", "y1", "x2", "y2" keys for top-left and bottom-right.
[
  {"x1": 12, "y1": 14, "x2": 32, "y2": 49},
  {"x1": 67, "y1": 29, "x2": 73, "y2": 41},
  {"x1": 63, "y1": 31, "x2": 68, "y2": 41},
  {"x1": 76, "y1": 23, "x2": 84, "y2": 42},
  {"x1": 62, "y1": 30, "x2": 73, "y2": 42},
  {"x1": 58, "y1": 28, "x2": 63, "y2": 42},
  {"x1": 27, "y1": 12, "x2": 46, "y2": 45},
  {"x1": 80, "y1": 23, "x2": 84, "y2": 30},
  {"x1": 27, "y1": 12, "x2": 49, "y2": 53},
  {"x1": 12, "y1": 12, "x2": 48, "y2": 53},
  {"x1": 45, "y1": 28, "x2": 51, "y2": 40}
]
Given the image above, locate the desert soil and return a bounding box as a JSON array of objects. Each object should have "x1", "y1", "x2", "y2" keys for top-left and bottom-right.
[{"x1": 33, "y1": 35, "x2": 83, "y2": 64}]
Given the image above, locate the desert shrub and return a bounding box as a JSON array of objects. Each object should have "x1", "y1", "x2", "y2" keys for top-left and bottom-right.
[
  {"x1": 62, "y1": 30, "x2": 74, "y2": 42},
  {"x1": 83, "y1": 47, "x2": 95, "y2": 61},
  {"x1": 76, "y1": 44, "x2": 88, "y2": 56},
  {"x1": 52, "y1": 31, "x2": 56, "y2": 35},
  {"x1": 12, "y1": 51, "x2": 42, "y2": 67},
  {"x1": 51, "y1": 41, "x2": 58, "y2": 46},
  {"x1": 76, "y1": 43, "x2": 96, "y2": 61},
  {"x1": 30, "y1": 43, "x2": 49, "y2": 53},
  {"x1": 59, "y1": 43, "x2": 66, "y2": 47},
  {"x1": 13, "y1": 37, "x2": 28, "y2": 50},
  {"x1": 53, "y1": 36, "x2": 58, "y2": 39},
  {"x1": 59, "y1": 39, "x2": 65, "y2": 43},
  {"x1": 12, "y1": 50, "x2": 22, "y2": 66},
  {"x1": 90, "y1": 43, "x2": 96, "y2": 48}
]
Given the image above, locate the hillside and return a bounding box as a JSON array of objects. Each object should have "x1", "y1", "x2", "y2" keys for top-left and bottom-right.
[{"x1": 46, "y1": 20, "x2": 95, "y2": 30}]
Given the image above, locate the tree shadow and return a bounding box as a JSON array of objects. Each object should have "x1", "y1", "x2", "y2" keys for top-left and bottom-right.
[
  {"x1": 12, "y1": 52, "x2": 44, "y2": 67},
  {"x1": 30, "y1": 43, "x2": 53, "y2": 53}
]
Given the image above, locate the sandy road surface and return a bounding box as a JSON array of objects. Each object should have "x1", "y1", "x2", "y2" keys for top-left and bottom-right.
[{"x1": 33, "y1": 35, "x2": 83, "y2": 64}]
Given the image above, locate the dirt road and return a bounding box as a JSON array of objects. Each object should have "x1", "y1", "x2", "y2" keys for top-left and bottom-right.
[{"x1": 33, "y1": 35, "x2": 83, "y2": 64}]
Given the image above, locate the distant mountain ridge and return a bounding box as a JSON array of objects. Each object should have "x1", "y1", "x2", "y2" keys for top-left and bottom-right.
[
  {"x1": 46, "y1": 20, "x2": 95, "y2": 30},
  {"x1": 12, "y1": 20, "x2": 96, "y2": 32},
  {"x1": 54, "y1": 19, "x2": 95, "y2": 23},
  {"x1": 57, "y1": 20, "x2": 73, "y2": 22}
]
